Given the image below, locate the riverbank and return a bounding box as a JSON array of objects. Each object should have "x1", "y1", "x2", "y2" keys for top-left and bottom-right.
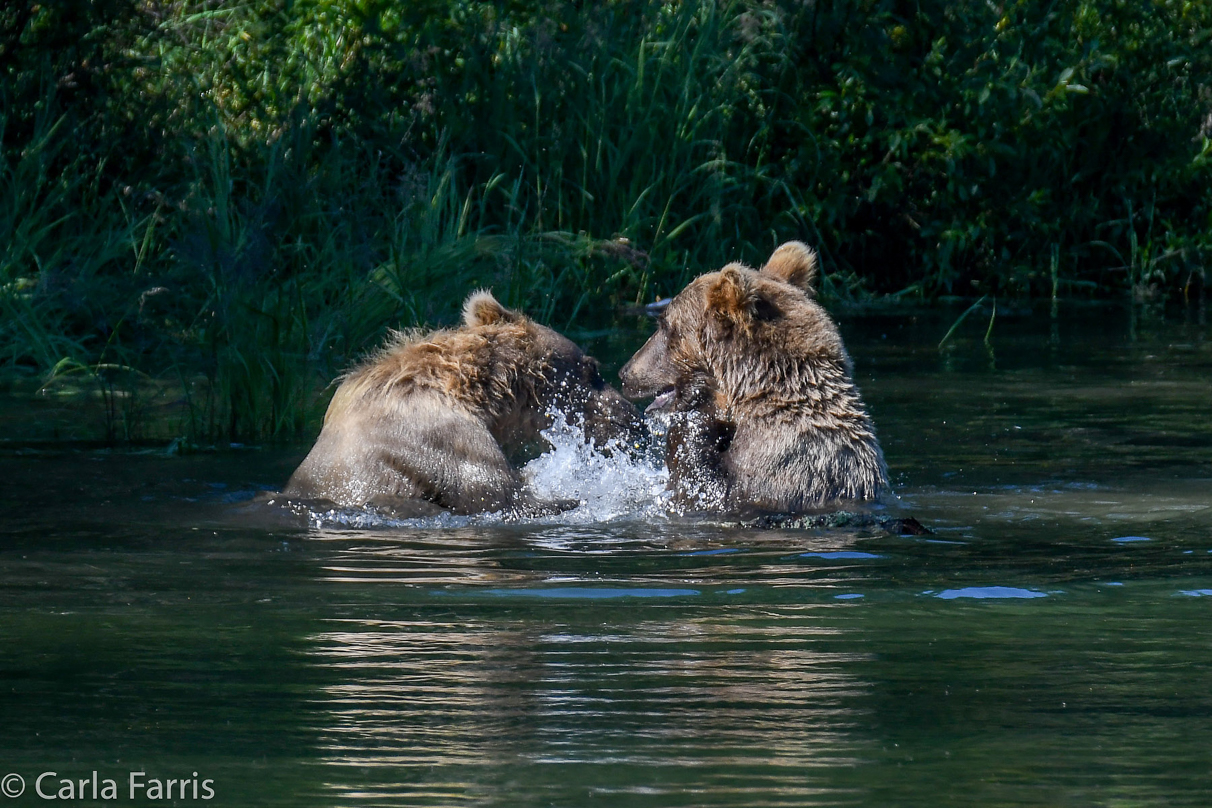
[{"x1": 3, "y1": 0, "x2": 1210, "y2": 440}]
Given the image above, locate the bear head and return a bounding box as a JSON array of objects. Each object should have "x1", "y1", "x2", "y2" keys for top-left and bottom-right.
[
  {"x1": 619, "y1": 241, "x2": 851, "y2": 413},
  {"x1": 462, "y1": 290, "x2": 646, "y2": 451}
]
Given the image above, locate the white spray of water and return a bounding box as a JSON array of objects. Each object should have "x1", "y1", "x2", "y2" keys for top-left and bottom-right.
[
  {"x1": 299, "y1": 408, "x2": 669, "y2": 530},
  {"x1": 521, "y1": 410, "x2": 670, "y2": 523}
]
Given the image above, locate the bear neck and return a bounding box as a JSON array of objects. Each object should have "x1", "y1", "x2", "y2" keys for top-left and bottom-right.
[{"x1": 707, "y1": 346, "x2": 868, "y2": 425}]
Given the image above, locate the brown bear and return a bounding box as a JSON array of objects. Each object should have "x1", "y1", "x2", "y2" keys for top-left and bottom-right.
[
  {"x1": 283, "y1": 290, "x2": 645, "y2": 517},
  {"x1": 619, "y1": 241, "x2": 888, "y2": 513}
]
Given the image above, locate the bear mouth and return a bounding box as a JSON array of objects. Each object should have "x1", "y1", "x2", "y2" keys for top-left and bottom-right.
[{"x1": 645, "y1": 387, "x2": 677, "y2": 414}]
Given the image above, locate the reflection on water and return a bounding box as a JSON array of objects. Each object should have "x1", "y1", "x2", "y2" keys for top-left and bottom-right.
[
  {"x1": 3, "y1": 304, "x2": 1212, "y2": 806},
  {"x1": 310, "y1": 602, "x2": 870, "y2": 804},
  {"x1": 935, "y1": 586, "x2": 1048, "y2": 599}
]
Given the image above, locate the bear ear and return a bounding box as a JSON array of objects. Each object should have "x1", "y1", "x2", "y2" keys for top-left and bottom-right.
[
  {"x1": 462, "y1": 289, "x2": 517, "y2": 327},
  {"x1": 706, "y1": 264, "x2": 757, "y2": 326},
  {"x1": 760, "y1": 241, "x2": 818, "y2": 294}
]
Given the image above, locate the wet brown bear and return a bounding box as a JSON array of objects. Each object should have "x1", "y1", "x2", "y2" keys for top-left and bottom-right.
[
  {"x1": 284, "y1": 290, "x2": 645, "y2": 516},
  {"x1": 619, "y1": 241, "x2": 888, "y2": 513}
]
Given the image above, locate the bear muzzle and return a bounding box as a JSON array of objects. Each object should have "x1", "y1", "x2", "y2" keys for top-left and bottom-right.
[{"x1": 619, "y1": 329, "x2": 678, "y2": 401}]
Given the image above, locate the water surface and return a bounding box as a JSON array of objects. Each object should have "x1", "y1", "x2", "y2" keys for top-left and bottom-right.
[{"x1": 2, "y1": 303, "x2": 1211, "y2": 806}]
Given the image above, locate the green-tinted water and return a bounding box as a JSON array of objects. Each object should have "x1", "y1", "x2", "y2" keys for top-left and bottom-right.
[{"x1": 2, "y1": 304, "x2": 1211, "y2": 806}]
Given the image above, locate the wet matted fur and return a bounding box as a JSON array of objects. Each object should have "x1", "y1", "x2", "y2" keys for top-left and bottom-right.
[
  {"x1": 284, "y1": 291, "x2": 645, "y2": 516},
  {"x1": 620, "y1": 241, "x2": 888, "y2": 513}
]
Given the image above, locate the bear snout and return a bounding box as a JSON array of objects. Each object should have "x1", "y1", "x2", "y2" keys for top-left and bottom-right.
[
  {"x1": 618, "y1": 361, "x2": 646, "y2": 398},
  {"x1": 619, "y1": 329, "x2": 676, "y2": 399}
]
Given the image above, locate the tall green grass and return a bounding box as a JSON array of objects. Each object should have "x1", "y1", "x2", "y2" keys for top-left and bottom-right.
[{"x1": 1, "y1": 0, "x2": 1210, "y2": 441}]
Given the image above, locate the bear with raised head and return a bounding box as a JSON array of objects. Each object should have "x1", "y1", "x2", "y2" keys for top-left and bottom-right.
[
  {"x1": 620, "y1": 241, "x2": 888, "y2": 513},
  {"x1": 283, "y1": 290, "x2": 645, "y2": 516}
]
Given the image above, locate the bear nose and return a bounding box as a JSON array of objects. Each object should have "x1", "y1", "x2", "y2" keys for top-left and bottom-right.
[{"x1": 618, "y1": 360, "x2": 643, "y2": 399}]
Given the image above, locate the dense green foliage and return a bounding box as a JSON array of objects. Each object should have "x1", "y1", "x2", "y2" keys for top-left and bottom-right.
[{"x1": 2, "y1": 0, "x2": 1210, "y2": 440}]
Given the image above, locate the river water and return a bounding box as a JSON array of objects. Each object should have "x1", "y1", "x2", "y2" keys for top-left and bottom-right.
[{"x1": 1, "y1": 303, "x2": 1210, "y2": 806}]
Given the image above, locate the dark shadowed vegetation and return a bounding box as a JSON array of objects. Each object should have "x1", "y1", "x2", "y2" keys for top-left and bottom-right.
[{"x1": 2, "y1": 0, "x2": 1210, "y2": 441}]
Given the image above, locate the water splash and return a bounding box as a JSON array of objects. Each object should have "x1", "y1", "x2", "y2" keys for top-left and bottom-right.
[
  {"x1": 298, "y1": 409, "x2": 669, "y2": 530},
  {"x1": 520, "y1": 409, "x2": 670, "y2": 523}
]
